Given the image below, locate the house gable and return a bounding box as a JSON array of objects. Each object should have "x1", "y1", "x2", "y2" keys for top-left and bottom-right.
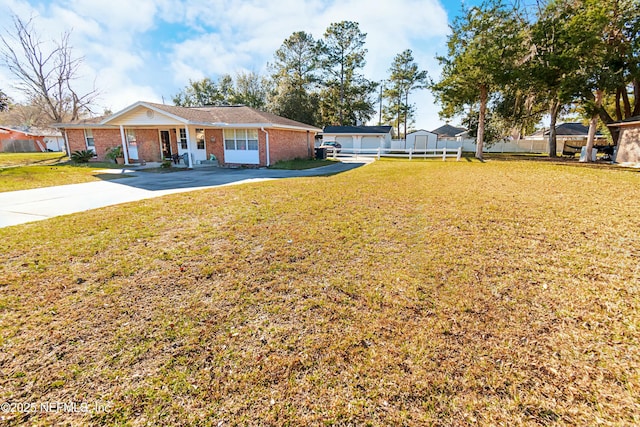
[{"x1": 102, "y1": 103, "x2": 187, "y2": 126}]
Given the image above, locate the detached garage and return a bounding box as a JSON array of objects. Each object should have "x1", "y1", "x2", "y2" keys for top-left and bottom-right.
[{"x1": 322, "y1": 126, "x2": 393, "y2": 151}]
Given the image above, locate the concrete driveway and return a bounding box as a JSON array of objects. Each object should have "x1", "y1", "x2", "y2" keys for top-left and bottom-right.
[{"x1": 0, "y1": 161, "x2": 369, "y2": 228}]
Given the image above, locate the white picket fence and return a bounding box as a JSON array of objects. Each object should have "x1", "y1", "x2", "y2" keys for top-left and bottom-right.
[{"x1": 328, "y1": 146, "x2": 462, "y2": 161}]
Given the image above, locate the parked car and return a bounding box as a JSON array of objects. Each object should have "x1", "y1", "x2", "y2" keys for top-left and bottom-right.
[{"x1": 319, "y1": 141, "x2": 342, "y2": 153}]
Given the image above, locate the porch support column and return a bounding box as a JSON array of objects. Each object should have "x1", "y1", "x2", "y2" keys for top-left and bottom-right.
[
  {"x1": 119, "y1": 125, "x2": 130, "y2": 165},
  {"x1": 184, "y1": 126, "x2": 194, "y2": 168}
]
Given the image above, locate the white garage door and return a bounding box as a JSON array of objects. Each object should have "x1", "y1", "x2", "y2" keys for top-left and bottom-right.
[
  {"x1": 336, "y1": 136, "x2": 353, "y2": 149},
  {"x1": 362, "y1": 136, "x2": 382, "y2": 149}
]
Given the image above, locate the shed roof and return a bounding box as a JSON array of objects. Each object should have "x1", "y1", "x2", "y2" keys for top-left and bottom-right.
[
  {"x1": 323, "y1": 125, "x2": 393, "y2": 135},
  {"x1": 609, "y1": 116, "x2": 640, "y2": 127},
  {"x1": 431, "y1": 124, "x2": 467, "y2": 137}
]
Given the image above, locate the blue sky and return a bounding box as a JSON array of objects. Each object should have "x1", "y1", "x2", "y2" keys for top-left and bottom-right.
[{"x1": 1, "y1": 0, "x2": 483, "y2": 129}]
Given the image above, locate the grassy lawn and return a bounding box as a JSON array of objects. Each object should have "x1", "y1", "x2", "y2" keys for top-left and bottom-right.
[
  {"x1": 269, "y1": 158, "x2": 337, "y2": 169},
  {"x1": 0, "y1": 159, "x2": 639, "y2": 425},
  {"x1": 0, "y1": 152, "x2": 126, "y2": 192},
  {"x1": 0, "y1": 152, "x2": 68, "y2": 167}
]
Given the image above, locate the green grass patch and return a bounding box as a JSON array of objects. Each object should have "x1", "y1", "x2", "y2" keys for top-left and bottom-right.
[
  {"x1": 0, "y1": 152, "x2": 68, "y2": 167},
  {"x1": 0, "y1": 152, "x2": 128, "y2": 192},
  {"x1": 0, "y1": 159, "x2": 639, "y2": 425},
  {"x1": 269, "y1": 158, "x2": 337, "y2": 170}
]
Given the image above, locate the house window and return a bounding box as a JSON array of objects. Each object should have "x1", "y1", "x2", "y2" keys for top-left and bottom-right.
[
  {"x1": 196, "y1": 128, "x2": 205, "y2": 150},
  {"x1": 126, "y1": 129, "x2": 137, "y2": 146},
  {"x1": 223, "y1": 129, "x2": 259, "y2": 151},
  {"x1": 84, "y1": 129, "x2": 95, "y2": 152},
  {"x1": 178, "y1": 128, "x2": 187, "y2": 149}
]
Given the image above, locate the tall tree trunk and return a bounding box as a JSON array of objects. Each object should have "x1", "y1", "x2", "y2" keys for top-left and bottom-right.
[
  {"x1": 548, "y1": 99, "x2": 560, "y2": 158},
  {"x1": 404, "y1": 91, "x2": 408, "y2": 139},
  {"x1": 633, "y1": 79, "x2": 640, "y2": 117},
  {"x1": 615, "y1": 88, "x2": 623, "y2": 121},
  {"x1": 476, "y1": 84, "x2": 487, "y2": 160},
  {"x1": 622, "y1": 87, "x2": 632, "y2": 118},
  {"x1": 397, "y1": 91, "x2": 401, "y2": 143},
  {"x1": 585, "y1": 89, "x2": 603, "y2": 163},
  {"x1": 339, "y1": 54, "x2": 344, "y2": 125}
]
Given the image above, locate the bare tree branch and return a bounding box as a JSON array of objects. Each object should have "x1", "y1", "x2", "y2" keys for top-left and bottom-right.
[{"x1": 0, "y1": 14, "x2": 98, "y2": 124}]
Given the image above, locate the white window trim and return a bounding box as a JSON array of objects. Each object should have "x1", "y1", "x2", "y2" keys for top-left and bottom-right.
[
  {"x1": 178, "y1": 128, "x2": 187, "y2": 149},
  {"x1": 84, "y1": 129, "x2": 96, "y2": 153},
  {"x1": 224, "y1": 129, "x2": 259, "y2": 151}
]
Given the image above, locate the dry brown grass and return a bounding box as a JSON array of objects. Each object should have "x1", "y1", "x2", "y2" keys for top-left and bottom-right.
[{"x1": 0, "y1": 159, "x2": 639, "y2": 426}]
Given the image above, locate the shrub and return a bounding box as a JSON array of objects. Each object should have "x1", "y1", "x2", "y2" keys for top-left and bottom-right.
[
  {"x1": 105, "y1": 146, "x2": 123, "y2": 162},
  {"x1": 161, "y1": 160, "x2": 172, "y2": 168},
  {"x1": 70, "y1": 150, "x2": 95, "y2": 163}
]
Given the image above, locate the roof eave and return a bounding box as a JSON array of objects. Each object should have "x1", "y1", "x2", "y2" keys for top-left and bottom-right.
[
  {"x1": 610, "y1": 120, "x2": 640, "y2": 127},
  {"x1": 323, "y1": 132, "x2": 389, "y2": 136},
  {"x1": 52, "y1": 123, "x2": 119, "y2": 129}
]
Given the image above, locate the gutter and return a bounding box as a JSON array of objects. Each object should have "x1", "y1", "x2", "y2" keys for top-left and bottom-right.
[{"x1": 261, "y1": 127, "x2": 270, "y2": 166}]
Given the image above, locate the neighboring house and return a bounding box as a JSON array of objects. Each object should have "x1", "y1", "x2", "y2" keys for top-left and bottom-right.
[
  {"x1": 528, "y1": 123, "x2": 606, "y2": 141},
  {"x1": 528, "y1": 122, "x2": 609, "y2": 155},
  {"x1": 431, "y1": 124, "x2": 468, "y2": 141},
  {"x1": 405, "y1": 130, "x2": 438, "y2": 150},
  {"x1": 54, "y1": 101, "x2": 322, "y2": 167},
  {"x1": 608, "y1": 116, "x2": 640, "y2": 164},
  {"x1": 0, "y1": 126, "x2": 64, "y2": 152},
  {"x1": 321, "y1": 125, "x2": 393, "y2": 150}
]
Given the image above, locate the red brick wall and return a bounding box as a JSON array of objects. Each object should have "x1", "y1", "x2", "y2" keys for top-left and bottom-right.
[
  {"x1": 65, "y1": 128, "x2": 121, "y2": 161},
  {"x1": 66, "y1": 126, "x2": 315, "y2": 165},
  {"x1": 131, "y1": 129, "x2": 162, "y2": 162},
  {"x1": 93, "y1": 129, "x2": 122, "y2": 160},
  {"x1": 205, "y1": 129, "x2": 224, "y2": 163},
  {"x1": 267, "y1": 129, "x2": 313, "y2": 165},
  {"x1": 65, "y1": 129, "x2": 86, "y2": 154}
]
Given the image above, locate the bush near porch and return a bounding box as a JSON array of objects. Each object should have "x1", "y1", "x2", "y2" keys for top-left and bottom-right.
[{"x1": 0, "y1": 159, "x2": 638, "y2": 425}]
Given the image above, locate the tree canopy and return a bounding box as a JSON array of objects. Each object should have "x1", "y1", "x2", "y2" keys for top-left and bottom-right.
[
  {"x1": 269, "y1": 31, "x2": 320, "y2": 126},
  {"x1": 318, "y1": 21, "x2": 377, "y2": 126},
  {"x1": 384, "y1": 49, "x2": 428, "y2": 138},
  {"x1": 431, "y1": 0, "x2": 524, "y2": 159},
  {"x1": 431, "y1": 0, "x2": 640, "y2": 159}
]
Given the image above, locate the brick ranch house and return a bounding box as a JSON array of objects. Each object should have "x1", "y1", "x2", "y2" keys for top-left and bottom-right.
[{"x1": 55, "y1": 101, "x2": 322, "y2": 167}]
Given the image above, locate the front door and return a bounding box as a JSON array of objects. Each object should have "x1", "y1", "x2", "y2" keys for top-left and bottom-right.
[{"x1": 160, "y1": 130, "x2": 171, "y2": 158}]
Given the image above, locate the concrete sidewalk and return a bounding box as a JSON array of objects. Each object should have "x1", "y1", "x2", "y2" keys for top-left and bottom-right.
[{"x1": 0, "y1": 160, "x2": 370, "y2": 228}]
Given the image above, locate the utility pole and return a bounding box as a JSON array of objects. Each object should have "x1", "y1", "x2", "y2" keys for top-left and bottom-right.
[{"x1": 378, "y1": 80, "x2": 385, "y2": 125}]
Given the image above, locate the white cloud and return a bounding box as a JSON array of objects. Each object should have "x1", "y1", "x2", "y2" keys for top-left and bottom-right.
[{"x1": 0, "y1": 0, "x2": 454, "y2": 129}]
